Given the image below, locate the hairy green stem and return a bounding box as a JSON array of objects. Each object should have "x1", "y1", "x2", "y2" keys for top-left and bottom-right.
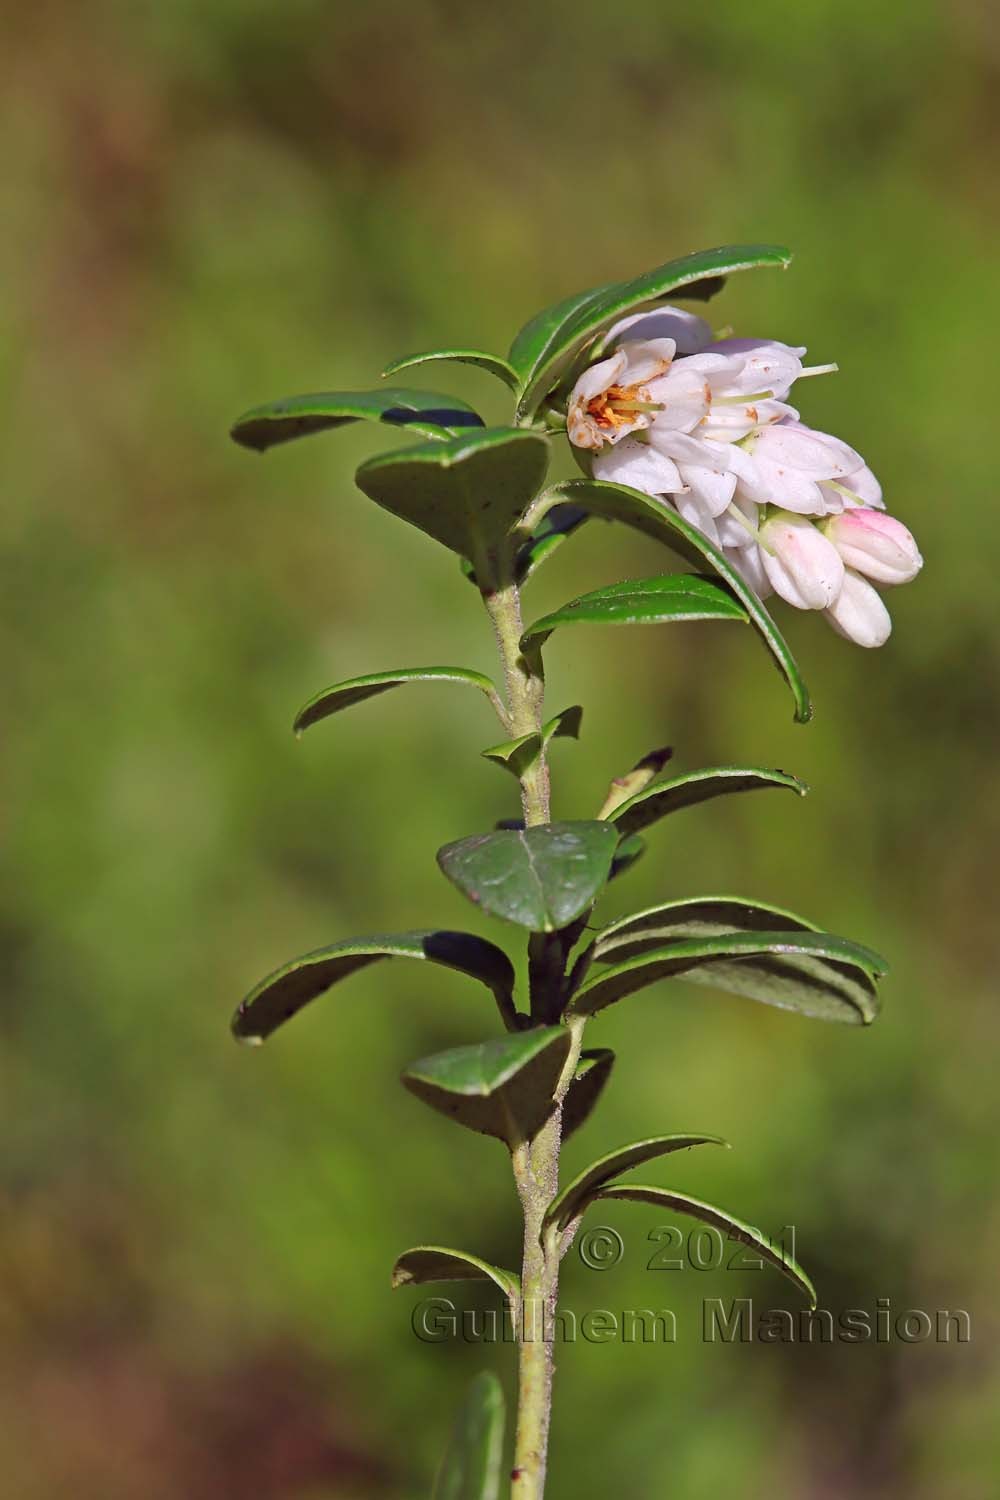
[
  {"x1": 482, "y1": 566, "x2": 570, "y2": 1500},
  {"x1": 482, "y1": 579, "x2": 550, "y2": 828}
]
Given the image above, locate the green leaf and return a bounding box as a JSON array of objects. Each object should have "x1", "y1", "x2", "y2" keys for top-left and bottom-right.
[
  {"x1": 232, "y1": 930, "x2": 517, "y2": 1044},
  {"x1": 562, "y1": 1048, "x2": 615, "y2": 1139},
  {"x1": 432, "y1": 1371, "x2": 506, "y2": 1500},
  {"x1": 481, "y1": 705, "x2": 582, "y2": 779},
  {"x1": 608, "y1": 766, "x2": 807, "y2": 838},
  {"x1": 355, "y1": 427, "x2": 549, "y2": 580},
  {"x1": 568, "y1": 931, "x2": 887, "y2": 1024},
  {"x1": 382, "y1": 349, "x2": 518, "y2": 391},
  {"x1": 586, "y1": 900, "x2": 885, "y2": 1026},
  {"x1": 544, "y1": 1134, "x2": 728, "y2": 1237},
  {"x1": 293, "y1": 666, "x2": 505, "y2": 737},
  {"x1": 391, "y1": 1246, "x2": 519, "y2": 1304},
  {"x1": 522, "y1": 574, "x2": 748, "y2": 646},
  {"x1": 609, "y1": 834, "x2": 646, "y2": 882},
  {"x1": 508, "y1": 282, "x2": 618, "y2": 403},
  {"x1": 592, "y1": 896, "x2": 821, "y2": 962},
  {"x1": 402, "y1": 1026, "x2": 572, "y2": 1146},
  {"x1": 460, "y1": 503, "x2": 590, "y2": 589},
  {"x1": 513, "y1": 503, "x2": 591, "y2": 585},
  {"x1": 529, "y1": 478, "x2": 812, "y2": 722},
  {"x1": 230, "y1": 388, "x2": 484, "y2": 451},
  {"x1": 593, "y1": 1184, "x2": 816, "y2": 1306},
  {"x1": 511, "y1": 245, "x2": 791, "y2": 418},
  {"x1": 437, "y1": 821, "x2": 619, "y2": 932}
]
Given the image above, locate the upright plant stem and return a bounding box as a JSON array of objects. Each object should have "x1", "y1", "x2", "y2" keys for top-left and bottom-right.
[
  {"x1": 483, "y1": 578, "x2": 550, "y2": 828},
  {"x1": 482, "y1": 570, "x2": 567, "y2": 1500}
]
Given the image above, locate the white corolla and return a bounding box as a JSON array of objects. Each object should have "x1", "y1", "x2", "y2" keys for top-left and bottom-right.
[{"x1": 565, "y1": 306, "x2": 922, "y2": 647}]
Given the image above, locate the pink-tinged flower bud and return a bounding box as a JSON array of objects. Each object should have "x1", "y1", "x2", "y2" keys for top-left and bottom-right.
[
  {"x1": 823, "y1": 509, "x2": 923, "y2": 585},
  {"x1": 824, "y1": 569, "x2": 892, "y2": 648},
  {"x1": 758, "y1": 511, "x2": 845, "y2": 610}
]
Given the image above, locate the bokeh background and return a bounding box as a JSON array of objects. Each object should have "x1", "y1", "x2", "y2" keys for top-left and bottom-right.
[{"x1": 3, "y1": 2, "x2": 998, "y2": 1496}]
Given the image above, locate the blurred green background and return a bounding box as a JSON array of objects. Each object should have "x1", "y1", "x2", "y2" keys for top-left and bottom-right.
[{"x1": 3, "y1": 1, "x2": 997, "y2": 1496}]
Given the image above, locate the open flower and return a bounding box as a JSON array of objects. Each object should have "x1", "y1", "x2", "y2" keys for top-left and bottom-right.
[
  {"x1": 566, "y1": 339, "x2": 678, "y2": 450},
  {"x1": 567, "y1": 319, "x2": 804, "y2": 455}
]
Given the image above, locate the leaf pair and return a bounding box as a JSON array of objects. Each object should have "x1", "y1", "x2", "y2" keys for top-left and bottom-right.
[
  {"x1": 376, "y1": 244, "x2": 793, "y2": 428},
  {"x1": 574, "y1": 897, "x2": 887, "y2": 1026},
  {"x1": 391, "y1": 1132, "x2": 815, "y2": 1325},
  {"x1": 544, "y1": 1136, "x2": 813, "y2": 1304}
]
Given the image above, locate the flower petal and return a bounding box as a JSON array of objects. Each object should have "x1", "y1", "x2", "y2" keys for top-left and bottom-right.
[
  {"x1": 723, "y1": 542, "x2": 773, "y2": 598},
  {"x1": 608, "y1": 307, "x2": 713, "y2": 354},
  {"x1": 645, "y1": 364, "x2": 711, "y2": 432},
  {"x1": 824, "y1": 570, "x2": 892, "y2": 647},
  {"x1": 712, "y1": 339, "x2": 806, "y2": 399},
  {"x1": 614, "y1": 337, "x2": 677, "y2": 387},
  {"x1": 760, "y1": 511, "x2": 846, "y2": 610},
  {"x1": 593, "y1": 435, "x2": 683, "y2": 495}
]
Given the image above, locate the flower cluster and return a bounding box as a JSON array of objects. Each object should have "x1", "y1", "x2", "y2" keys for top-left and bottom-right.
[{"x1": 565, "y1": 308, "x2": 922, "y2": 646}]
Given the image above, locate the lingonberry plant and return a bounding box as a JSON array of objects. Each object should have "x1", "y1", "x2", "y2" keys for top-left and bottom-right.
[{"x1": 229, "y1": 245, "x2": 920, "y2": 1499}]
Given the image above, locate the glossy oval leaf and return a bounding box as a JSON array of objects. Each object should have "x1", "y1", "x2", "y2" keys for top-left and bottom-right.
[
  {"x1": 232, "y1": 930, "x2": 516, "y2": 1044},
  {"x1": 293, "y1": 666, "x2": 505, "y2": 737},
  {"x1": 608, "y1": 766, "x2": 807, "y2": 838},
  {"x1": 355, "y1": 428, "x2": 549, "y2": 577},
  {"x1": 402, "y1": 1026, "x2": 571, "y2": 1146},
  {"x1": 594, "y1": 1184, "x2": 816, "y2": 1306},
  {"x1": 382, "y1": 349, "x2": 518, "y2": 391},
  {"x1": 230, "y1": 388, "x2": 484, "y2": 451},
  {"x1": 522, "y1": 574, "x2": 748, "y2": 646},
  {"x1": 437, "y1": 821, "x2": 619, "y2": 932},
  {"x1": 512, "y1": 245, "x2": 791, "y2": 418},
  {"x1": 481, "y1": 705, "x2": 582, "y2": 779},
  {"x1": 592, "y1": 895, "x2": 821, "y2": 962},
  {"x1": 391, "y1": 1246, "x2": 519, "y2": 1304},
  {"x1": 432, "y1": 1370, "x2": 506, "y2": 1500},
  {"x1": 562, "y1": 1048, "x2": 615, "y2": 1139},
  {"x1": 545, "y1": 1134, "x2": 728, "y2": 1237},
  {"x1": 530, "y1": 478, "x2": 812, "y2": 722},
  {"x1": 568, "y1": 931, "x2": 887, "y2": 1024},
  {"x1": 508, "y1": 282, "x2": 618, "y2": 401}
]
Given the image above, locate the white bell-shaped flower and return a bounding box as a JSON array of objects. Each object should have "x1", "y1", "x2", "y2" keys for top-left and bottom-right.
[
  {"x1": 566, "y1": 338, "x2": 678, "y2": 450},
  {"x1": 737, "y1": 421, "x2": 866, "y2": 516},
  {"x1": 758, "y1": 510, "x2": 845, "y2": 610}
]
